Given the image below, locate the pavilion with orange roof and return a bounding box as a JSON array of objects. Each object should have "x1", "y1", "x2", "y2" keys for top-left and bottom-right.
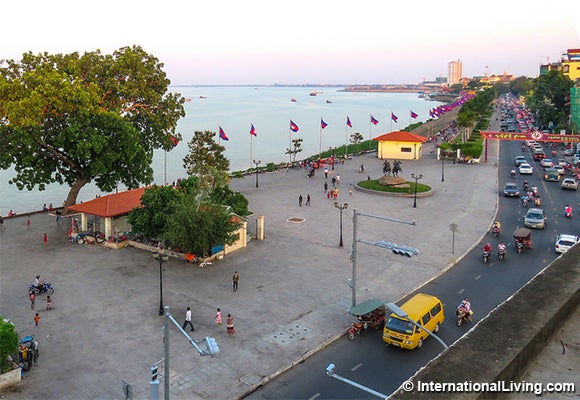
[{"x1": 373, "y1": 131, "x2": 428, "y2": 160}]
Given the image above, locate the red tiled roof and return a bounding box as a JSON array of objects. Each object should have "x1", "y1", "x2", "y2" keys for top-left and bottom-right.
[
  {"x1": 68, "y1": 187, "x2": 147, "y2": 218},
  {"x1": 373, "y1": 131, "x2": 427, "y2": 142}
]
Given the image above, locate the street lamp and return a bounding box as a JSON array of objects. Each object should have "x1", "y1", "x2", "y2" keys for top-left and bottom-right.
[
  {"x1": 441, "y1": 152, "x2": 445, "y2": 182},
  {"x1": 332, "y1": 147, "x2": 336, "y2": 170},
  {"x1": 253, "y1": 159, "x2": 261, "y2": 188},
  {"x1": 411, "y1": 173, "x2": 423, "y2": 208},
  {"x1": 153, "y1": 252, "x2": 169, "y2": 315},
  {"x1": 334, "y1": 202, "x2": 349, "y2": 247}
]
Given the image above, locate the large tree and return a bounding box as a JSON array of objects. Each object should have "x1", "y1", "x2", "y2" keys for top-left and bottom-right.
[
  {"x1": 0, "y1": 46, "x2": 185, "y2": 211},
  {"x1": 525, "y1": 70, "x2": 572, "y2": 131},
  {"x1": 182, "y1": 130, "x2": 230, "y2": 190}
]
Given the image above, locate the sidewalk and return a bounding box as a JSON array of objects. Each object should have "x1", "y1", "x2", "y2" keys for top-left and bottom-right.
[{"x1": 0, "y1": 141, "x2": 499, "y2": 399}]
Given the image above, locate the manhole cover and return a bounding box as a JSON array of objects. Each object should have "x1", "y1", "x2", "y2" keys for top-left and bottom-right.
[
  {"x1": 264, "y1": 323, "x2": 312, "y2": 345},
  {"x1": 287, "y1": 217, "x2": 305, "y2": 223}
]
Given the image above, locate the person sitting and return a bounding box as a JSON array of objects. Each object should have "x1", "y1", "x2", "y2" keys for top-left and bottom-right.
[
  {"x1": 492, "y1": 221, "x2": 501, "y2": 232},
  {"x1": 459, "y1": 297, "x2": 472, "y2": 320},
  {"x1": 482, "y1": 242, "x2": 492, "y2": 254},
  {"x1": 34, "y1": 275, "x2": 44, "y2": 292},
  {"x1": 7, "y1": 210, "x2": 15, "y2": 217},
  {"x1": 42, "y1": 204, "x2": 48, "y2": 212}
]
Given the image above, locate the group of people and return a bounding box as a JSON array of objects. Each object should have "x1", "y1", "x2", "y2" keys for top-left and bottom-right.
[
  {"x1": 483, "y1": 221, "x2": 507, "y2": 259},
  {"x1": 521, "y1": 181, "x2": 541, "y2": 207}
]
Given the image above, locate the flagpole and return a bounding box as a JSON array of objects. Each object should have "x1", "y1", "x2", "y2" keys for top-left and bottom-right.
[
  {"x1": 368, "y1": 116, "x2": 372, "y2": 151},
  {"x1": 289, "y1": 121, "x2": 292, "y2": 166},
  {"x1": 390, "y1": 111, "x2": 393, "y2": 132},
  {"x1": 345, "y1": 122, "x2": 348, "y2": 157},
  {"x1": 319, "y1": 123, "x2": 322, "y2": 156},
  {"x1": 164, "y1": 149, "x2": 167, "y2": 185},
  {"x1": 250, "y1": 134, "x2": 253, "y2": 170}
]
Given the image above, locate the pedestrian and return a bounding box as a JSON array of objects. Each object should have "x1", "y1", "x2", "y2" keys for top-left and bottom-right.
[
  {"x1": 182, "y1": 306, "x2": 194, "y2": 331},
  {"x1": 324, "y1": 168, "x2": 328, "y2": 179},
  {"x1": 34, "y1": 313, "x2": 40, "y2": 326},
  {"x1": 26, "y1": 214, "x2": 31, "y2": 227},
  {"x1": 43, "y1": 233, "x2": 48, "y2": 246},
  {"x1": 226, "y1": 314, "x2": 235, "y2": 337},
  {"x1": 45, "y1": 295, "x2": 52, "y2": 311},
  {"x1": 232, "y1": 271, "x2": 239, "y2": 292},
  {"x1": 349, "y1": 184, "x2": 353, "y2": 196},
  {"x1": 306, "y1": 194, "x2": 311, "y2": 207},
  {"x1": 298, "y1": 194, "x2": 303, "y2": 207},
  {"x1": 336, "y1": 174, "x2": 341, "y2": 184},
  {"x1": 323, "y1": 181, "x2": 328, "y2": 193},
  {"x1": 55, "y1": 210, "x2": 62, "y2": 222},
  {"x1": 215, "y1": 308, "x2": 223, "y2": 326},
  {"x1": 43, "y1": 204, "x2": 48, "y2": 212},
  {"x1": 29, "y1": 291, "x2": 35, "y2": 310},
  {"x1": 331, "y1": 177, "x2": 336, "y2": 187},
  {"x1": 327, "y1": 190, "x2": 331, "y2": 200}
]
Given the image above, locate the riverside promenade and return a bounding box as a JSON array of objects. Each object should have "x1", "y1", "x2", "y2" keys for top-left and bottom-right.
[{"x1": 0, "y1": 137, "x2": 500, "y2": 399}]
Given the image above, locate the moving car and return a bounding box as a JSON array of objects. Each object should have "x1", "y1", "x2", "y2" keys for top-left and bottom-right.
[
  {"x1": 540, "y1": 158, "x2": 554, "y2": 168},
  {"x1": 554, "y1": 234, "x2": 579, "y2": 254},
  {"x1": 519, "y1": 163, "x2": 534, "y2": 175},
  {"x1": 543, "y1": 168, "x2": 560, "y2": 182},
  {"x1": 563, "y1": 148, "x2": 575, "y2": 156},
  {"x1": 553, "y1": 165, "x2": 565, "y2": 175},
  {"x1": 524, "y1": 208, "x2": 546, "y2": 229},
  {"x1": 561, "y1": 178, "x2": 578, "y2": 190},
  {"x1": 533, "y1": 151, "x2": 546, "y2": 161},
  {"x1": 502, "y1": 183, "x2": 520, "y2": 197},
  {"x1": 514, "y1": 156, "x2": 527, "y2": 167}
]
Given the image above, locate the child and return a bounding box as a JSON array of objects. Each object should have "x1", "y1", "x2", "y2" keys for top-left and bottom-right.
[
  {"x1": 43, "y1": 233, "x2": 48, "y2": 246},
  {"x1": 226, "y1": 314, "x2": 235, "y2": 337},
  {"x1": 34, "y1": 313, "x2": 40, "y2": 326},
  {"x1": 215, "y1": 308, "x2": 222, "y2": 327},
  {"x1": 46, "y1": 295, "x2": 52, "y2": 311},
  {"x1": 29, "y1": 291, "x2": 35, "y2": 310}
]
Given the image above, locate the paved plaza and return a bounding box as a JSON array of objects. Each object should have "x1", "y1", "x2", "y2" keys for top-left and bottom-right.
[{"x1": 0, "y1": 138, "x2": 501, "y2": 399}]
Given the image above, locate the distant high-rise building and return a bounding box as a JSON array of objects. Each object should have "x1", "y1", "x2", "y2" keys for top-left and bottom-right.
[{"x1": 448, "y1": 60, "x2": 462, "y2": 85}]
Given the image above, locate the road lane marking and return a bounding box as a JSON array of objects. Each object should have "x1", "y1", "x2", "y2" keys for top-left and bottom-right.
[
  {"x1": 458, "y1": 288, "x2": 465, "y2": 294},
  {"x1": 351, "y1": 363, "x2": 363, "y2": 372},
  {"x1": 307, "y1": 394, "x2": 321, "y2": 400},
  {"x1": 475, "y1": 275, "x2": 481, "y2": 280}
]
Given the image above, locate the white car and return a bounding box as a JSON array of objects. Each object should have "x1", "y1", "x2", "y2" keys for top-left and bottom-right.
[
  {"x1": 540, "y1": 158, "x2": 554, "y2": 168},
  {"x1": 554, "y1": 234, "x2": 580, "y2": 253},
  {"x1": 518, "y1": 163, "x2": 534, "y2": 174},
  {"x1": 553, "y1": 165, "x2": 564, "y2": 175},
  {"x1": 561, "y1": 178, "x2": 578, "y2": 190}
]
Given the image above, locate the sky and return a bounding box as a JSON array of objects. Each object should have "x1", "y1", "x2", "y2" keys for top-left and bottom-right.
[{"x1": 2, "y1": 0, "x2": 580, "y2": 85}]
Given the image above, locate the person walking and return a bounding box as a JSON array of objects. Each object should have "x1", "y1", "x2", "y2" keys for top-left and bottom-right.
[
  {"x1": 45, "y1": 295, "x2": 52, "y2": 311},
  {"x1": 349, "y1": 184, "x2": 353, "y2": 196},
  {"x1": 182, "y1": 307, "x2": 194, "y2": 331},
  {"x1": 43, "y1": 233, "x2": 48, "y2": 246},
  {"x1": 324, "y1": 168, "x2": 328, "y2": 179},
  {"x1": 331, "y1": 177, "x2": 336, "y2": 187},
  {"x1": 29, "y1": 291, "x2": 35, "y2": 310},
  {"x1": 336, "y1": 174, "x2": 341, "y2": 185},
  {"x1": 305, "y1": 194, "x2": 311, "y2": 207},
  {"x1": 215, "y1": 308, "x2": 223, "y2": 326},
  {"x1": 232, "y1": 271, "x2": 239, "y2": 292},
  {"x1": 298, "y1": 194, "x2": 303, "y2": 207},
  {"x1": 226, "y1": 314, "x2": 235, "y2": 337},
  {"x1": 34, "y1": 313, "x2": 40, "y2": 327},
  {"x1": 323, "y1": 181, "x2": 328, "y2": 193}
]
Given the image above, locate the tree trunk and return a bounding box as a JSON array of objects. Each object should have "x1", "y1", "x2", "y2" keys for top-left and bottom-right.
[{"x1": 63, "y1": 177, "x2": 90, "y2": 214}]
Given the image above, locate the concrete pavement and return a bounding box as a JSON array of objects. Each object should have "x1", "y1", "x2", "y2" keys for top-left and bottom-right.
[{"x1": 0, "y1": 138, "x2": 500, "y2": 399}]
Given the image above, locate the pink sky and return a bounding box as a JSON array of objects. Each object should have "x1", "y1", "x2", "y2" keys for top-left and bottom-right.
[{"x1": 2, "y1": 1, "x2": 579, "y2": 85}]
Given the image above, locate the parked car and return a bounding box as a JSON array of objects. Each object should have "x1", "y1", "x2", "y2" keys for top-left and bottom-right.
[
  {"x1": 554, "y1": 234, "x2": 579, "y2": 254},
  {"x1": 561, "y1": 178, "x2": 578, "y2": 190},
  {"x1": 524, "y1": 208, "x2": 546, "y2": 229},
  {"x1": 519, "y1": 163, "x2": 534, "y2": 175},
  {"x1": 502, "y1": 183, "x2": 520, "y2": 197}
]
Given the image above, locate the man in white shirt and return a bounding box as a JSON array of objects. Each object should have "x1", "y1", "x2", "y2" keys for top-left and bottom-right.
[{"x1": 182, "y1": 307, "x2": 194, "y2": 331}]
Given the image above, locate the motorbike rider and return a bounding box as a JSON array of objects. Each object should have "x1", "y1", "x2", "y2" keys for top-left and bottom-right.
[
  {"x1": 482, "y1": 242, "x2": 492, "y2": 254},
  {"x1": 565, "y1": 204, "x2": 573, "y2": 217},
  {"x1": 497, "y1": 241, "x2": 507, "y2": 255},
  {"x1": 34, "y1": 275, "x2": 44, "y2": 292},
  {"x1": 523, "y1": 180, "x2": 529, "y2": 192},
  {"x1": 492, "y1": 221, "x2": 501, "y2": 234},
  {"x1": 457, "y1": 297, "x2": 473, "y2": 321},
  {"x1": 521, "y1": 194, "x2": 529, "y2": 206},
  {"x1": 510, "y1": 169, "x2": 516, "y2": 178}
]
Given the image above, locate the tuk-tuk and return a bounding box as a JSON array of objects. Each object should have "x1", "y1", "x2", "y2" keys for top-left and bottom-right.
[
  {"x1": 347, "y1": 298, "x2": 386, "y2": 340},
  {"x1": 513, "y1": 227, "x2": 532, "y2": 253}
]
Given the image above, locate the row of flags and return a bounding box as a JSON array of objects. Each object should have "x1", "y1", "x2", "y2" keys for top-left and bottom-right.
[
  {"x1": 216, "y1": 111, "x2": 421, "y2": 141},
  {"x1": 429, "y1": 93, "x2": 475, "y2": 118}
]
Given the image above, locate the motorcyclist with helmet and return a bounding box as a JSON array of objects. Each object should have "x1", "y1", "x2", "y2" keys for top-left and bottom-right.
[{"x1": 497, "y1": 241, "x2": 507, "y2": 259}]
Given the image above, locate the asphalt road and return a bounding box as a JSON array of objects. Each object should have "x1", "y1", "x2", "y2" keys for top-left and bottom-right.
[{"x1": 246, "y1": 140, "x2": 577, "y2": 399}]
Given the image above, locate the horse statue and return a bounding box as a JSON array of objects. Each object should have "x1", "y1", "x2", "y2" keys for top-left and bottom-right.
[
  {"x1": 392, "y1": 160, "x2": 402, "y2": 177},
  {"x1": 382, "y1": 160, "x2": 392, "y2": 176}
]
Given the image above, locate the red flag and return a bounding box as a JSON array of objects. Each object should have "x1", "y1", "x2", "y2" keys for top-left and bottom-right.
[
  {"x1": 410, "y1": 111, "x2": 419, "y2": 119},
  {"x1": 290, "y1": 120, "x2": 299, "y2": 132},
  {"x1": 250, "y1": 124, "x2": 257, "y2": 137},
  {"x1": 169, "y1": 135, "x2": 179, "y2": 147},
  {"x1": 346, "y1": 116, "x2": 352, "y2": 127},
  {"x1": 321, "y1": 118, "x2": 328, "y2": 129},
  {"x1": 391, "y1": 113, "x2": 398, "y2": 123},
  {"x1": 370, "y1": 115, "x2": 379, "y2": 125},
  {"x1": 219, "y1": 126, "x2": 229, "y2": 141}
]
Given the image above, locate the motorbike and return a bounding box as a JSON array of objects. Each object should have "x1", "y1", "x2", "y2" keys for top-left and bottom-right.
[
  {"x1": 513, "y1": 228, "x2": 533, "y2": 254},
  {"x1": 491, "y1": 224, "x2": 501, "y2": 238},
  {"x1": 28, "y1": 282, "x2": 54, "y2": 295},
  {"x1": 497, "y1": 246, "x2": 506, "y2": 261},
  {"x1": 534, "y1": 197, "x2": 541, "y2": 206},
  {"x1": 347, "y1": 321, "x2": 365, "y2": 340},
  {"x1": 531, "y1": 186, "x2": 538, "y2": 196},
  {"x1": 521, "y1": 197, "x2": 529, "y2": 208},
  {"x1": 347, "y1": 298, "x2": 386, "y2": 341},
  {"x1": 456, "y1": 307, "x2": 473, "y2": 326},
  {"x1": 482, "y1": 250, "x2": 491, "y2": 263},
  {"x1": 565, "y1": 207, "x2": 572, "y2": 218},
  {"x1": 510, "y1": 169, "x2": 516, "y2": 178}
]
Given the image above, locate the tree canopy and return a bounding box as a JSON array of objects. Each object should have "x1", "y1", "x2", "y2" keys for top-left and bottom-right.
[
  {"x1": 0, "y1": 46, "x2": 185, "y2": 211},
  {"x1": 525, "y1": 70, "x2": 572, "y2": 131},
  {"x1": 182, "y1": 130, "x2": 230, "y2": 189}
]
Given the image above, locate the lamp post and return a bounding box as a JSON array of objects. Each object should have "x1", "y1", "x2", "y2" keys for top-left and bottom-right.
[
  {"x1": 411, "y1": 173, "x2": 423, "y2": 208},
  {"x1": 253, "y1": 159, "x2": 261, "y2": 188},
  {"x1": 441, "y1": 152, "x2": 445, "y2": 182},
  {"x1": 153, "y1": 252, "x2": 169, "y2": 315},
  {"x1": 334, "y1": 202, "x2": 349, "y2": 247},
  {"x1": 332, "y1": 147, "x2": 336, "y2": 170}
]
